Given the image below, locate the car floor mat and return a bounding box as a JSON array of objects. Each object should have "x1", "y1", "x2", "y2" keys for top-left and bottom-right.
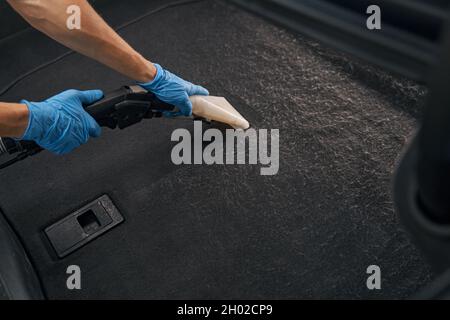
[{"x1": 0, "y1": 0, "x2": 432, "y2": 299}]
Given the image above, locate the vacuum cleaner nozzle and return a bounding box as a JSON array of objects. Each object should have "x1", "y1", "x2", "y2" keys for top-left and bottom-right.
[{"x1": 190, "y1": 96, "x2": 250, "y2": 130}]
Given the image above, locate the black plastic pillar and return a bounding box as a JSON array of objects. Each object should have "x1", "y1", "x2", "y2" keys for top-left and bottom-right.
[{"x1": 418, "y1": 20, "x2": 450, "y2": 223}]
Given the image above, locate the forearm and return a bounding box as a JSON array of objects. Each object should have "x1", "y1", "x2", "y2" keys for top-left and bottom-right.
[
  {"x1": 0, "y1": 103, "x2": 29, "y2": 138},
  {"x1": 7, "y1": 0, "x2": 156, "y2": 82}
]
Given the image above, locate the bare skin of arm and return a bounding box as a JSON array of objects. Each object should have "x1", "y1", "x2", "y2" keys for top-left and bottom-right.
[
  {"x1": 0, "y1": 103, "x2": 29, "y2": 137},
  {"x1": 7, "y1": 0, "x2": 157, "y2": 82}
]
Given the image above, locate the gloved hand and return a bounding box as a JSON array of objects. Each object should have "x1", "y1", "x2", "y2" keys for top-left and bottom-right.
[
  {"x1": 139, "y1": 63, "x2": 209, "y2": 117},
  {"x1": 21, "y1": 89, "x2": 103, "y2": 155}
]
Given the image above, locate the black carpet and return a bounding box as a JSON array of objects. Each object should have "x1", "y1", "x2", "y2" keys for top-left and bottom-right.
[{"x1": 0, "y1": 0, "x2": 432, "y2": 299}]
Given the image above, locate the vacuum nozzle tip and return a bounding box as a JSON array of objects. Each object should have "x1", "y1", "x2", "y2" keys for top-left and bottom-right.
[
  {"x1": 236, "y1": 119, "x2": 250, "y2": 130},
  {"x1": 190, "y1": 95, "x2": 250, "y2": 130}
]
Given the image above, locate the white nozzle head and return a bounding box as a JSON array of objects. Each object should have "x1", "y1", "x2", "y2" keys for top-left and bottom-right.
[{"x1": 190, "y1": 96, "x2": 250, "y2": 130}]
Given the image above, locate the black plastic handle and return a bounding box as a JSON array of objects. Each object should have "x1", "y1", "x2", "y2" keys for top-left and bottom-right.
[{"x1": 1, "y1": 86, "x2": 175, "y2": 156}]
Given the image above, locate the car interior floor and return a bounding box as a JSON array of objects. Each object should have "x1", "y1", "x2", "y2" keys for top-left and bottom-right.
[{"x1": 0, "y1": 0, "x2": 433, "y2": 299}]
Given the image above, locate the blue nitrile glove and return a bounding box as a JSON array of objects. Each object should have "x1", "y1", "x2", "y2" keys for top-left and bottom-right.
[
  {"x1": 139, "y1": 63, "x2": 209, "y2": 117},
  {"x1": 21, "y1": 89, "x2": 103, "y2": 155}
]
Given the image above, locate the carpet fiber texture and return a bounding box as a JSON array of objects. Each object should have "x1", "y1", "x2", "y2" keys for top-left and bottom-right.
[{"x1": 0, "y1": 0, "x2": 432, "y2": 299}]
